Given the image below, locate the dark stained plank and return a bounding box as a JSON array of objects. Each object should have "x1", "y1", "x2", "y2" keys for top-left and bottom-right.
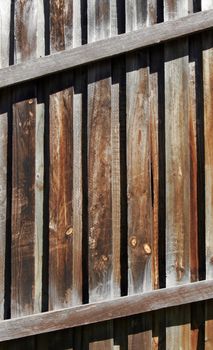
[
  {"x1": 49, "y1": 0, "x2": 83, "y2": 315},
  {"x1": 49, "y1": 87, "x2": 74, "y2": 310},
  {"x1": 0, "y1": 2, "x2": 11, "y2": 320},
  {"x1": 164, "y1": 0, "x2": 191, "y2": 349},
  {"x1": 0, "y1": 10, "x2": 213, "y2": 89},
  {"x1": 11, "y1": 0, "x2": 44, "y2": 318},
  {"x1": 0, "y1": 280, "x2": 212, "y2": 342}
]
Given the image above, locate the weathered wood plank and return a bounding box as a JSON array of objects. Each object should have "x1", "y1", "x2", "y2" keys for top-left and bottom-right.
[
  {"x1": 0, "y1": 280, "x2": 212, "y2": 342},
  {"x1": 87, "y1": 1, "x2": 119, "y2": 349},
  {"x1": 202, "y1": 1, "x2": 213, "y2": 349},
  {"x1": 164, "y1": 0, "x2": 191, "y2": 349},
  {"x1": 0, "y1": 10, "x2": 213, "y2": 89},
  {"x1": 126, "y1": 1, "x2": 154, "y2": 348},
  {"x1": 0, "y1": 1, "x2": 11, "y2": 320},
  {"x1": 11, "y1": 0, "x2": 44, "y2": 318},
  {"x1": 49, "y1": 0, "x2": 80, "y2": 313}
]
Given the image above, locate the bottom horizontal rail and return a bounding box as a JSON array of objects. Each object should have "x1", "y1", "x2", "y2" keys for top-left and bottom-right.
[{"x1": 0, "y1": 280, "x2": 213, "y2": 342}]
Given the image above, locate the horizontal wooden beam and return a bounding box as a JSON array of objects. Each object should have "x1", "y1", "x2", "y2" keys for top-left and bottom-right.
[
  {"x1": 0, "y1": 280, "x2": 213, "y2": 342},
  {"x1": 0, "y1": 9, "x2": 213, "y2": 89}
]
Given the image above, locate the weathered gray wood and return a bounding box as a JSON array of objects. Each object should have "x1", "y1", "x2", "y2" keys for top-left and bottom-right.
[
  {"x1": 0, "y1": 280, "x2": 212, "y2": 342},
  {"x1": 0, "y1": 10, "x2": 212, "y2": 89},
  {"x1": 164, "y1": 0, "x2": 191, "y2": 349},
  {"x1": 0, "y1": 1, "x2": 10, "y2": 320},
  {"x1": 126, "y1": 1, "x2": 153, "y2": 348}
]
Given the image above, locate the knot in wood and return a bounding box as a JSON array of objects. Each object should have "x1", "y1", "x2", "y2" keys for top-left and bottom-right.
[
  {"x1": 143, "y1": 243, "x2": 151, "y2": 255},
  {"x1": 65, "y1": 227, "x2": 73, "y2": 237},
  {"x1": 129, "y1": 236, "x2": 137, "y2": 248},
  {"x1": 101, "y1": 255, "x2": 108, "y2": 262}
]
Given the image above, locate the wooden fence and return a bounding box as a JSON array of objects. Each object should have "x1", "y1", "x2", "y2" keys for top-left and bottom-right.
[{"x1": 0, "y1": 0, "x2": 213, "y2": 349}]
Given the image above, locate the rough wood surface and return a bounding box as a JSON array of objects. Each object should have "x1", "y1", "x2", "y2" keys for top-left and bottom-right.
[
  {"x1": 0, "y1": 280, "x2": 212, "y2": 343},
  {"x1": 11, "y1": 0, "x2": 44, "y2": 318},
  {"x1": 87, "y1": 1, "x2": 120, "y2": 348},
  {"x1": 49, "y1": 0, "x2": 83, "y2": 313},
  {"x1": 202, "y1": 1, "x2": 213, "y2": 349},
  {"x1": 0, "y1": 1, "x2": 10, "y2": 320},
  {"x1": 126, "y1": 1, "x2": 153, "y2": 348},
  {"x1": 0, "y1": 10, "x2": 213, "y2": 89},
  {"x1": 164, "y1": 0, "x2": 191, "y2": 349}
]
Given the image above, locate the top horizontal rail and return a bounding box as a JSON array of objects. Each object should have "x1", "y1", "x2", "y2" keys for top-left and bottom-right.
[{"x1": 0, "y1": 9, "x2": 213, "y2": 89}]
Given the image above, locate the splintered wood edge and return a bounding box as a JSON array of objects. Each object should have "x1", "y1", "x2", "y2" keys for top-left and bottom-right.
[
  {"x1": 0, "y1": 280, "x2": 212, "y2": 342},
  {"x1": 0, "y1": 9, "x2": 213, "y2": 89}
]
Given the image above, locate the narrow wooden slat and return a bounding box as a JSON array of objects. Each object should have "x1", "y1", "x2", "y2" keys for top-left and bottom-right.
[
  {"x1": 49, "y1": 0, "x2": 82, "y2": 310},
  {"x1": 0, "y1": 280, "x2": 212, "y2": 342},
  {"x1": 126, "y1": 1, "x2": 153, "y2": 349},
  {"x1": 188, "y1": 38, "x2": 200, "y2": 348},
  {"x1": 202, "y1": 1, "x2": 213, "y2": 349},
  {"x1": 164, "y1": 0, "x2": 191, "y2": 349},
  {"x1": 11, "y1": 0, "x2": 44, "y2": 318},
  {"x1": 72, "y1": 0, "x2": 83, "y2": 309},
  {"x1": 0, "y1": 1, "x2": 11, "y2": 320},
  {"x1": 0, "y1": 10, "x2": 213, "y2": 89},
  {"x1": 87, "y1": 1, "x2": 119, "y2": 348}
]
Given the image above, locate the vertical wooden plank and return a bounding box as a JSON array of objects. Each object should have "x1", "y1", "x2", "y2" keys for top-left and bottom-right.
[
  {"x1": 73, "y1": 0, "x2": 83, "y2": 308},
  {"x1": 49, "y1": 0, "x2": 82, "y2": 314},
  {"x1": 11, "y1": 0, "x2": 44, "y2": 318},
  {"x1": 189, "y1": 41, "x2": 199, "y2": 349},
  {"x1": 164, "y1": 0, "x2": 191, "y2": 349},
  {"x1": 49, "y1": 0, "x2": 73, "y2": 310},
  {"x1": 0, "y1": 1, "x2": 11, "y2": 320},
  {"x1": 87, "y1": 0, "x2": 120, "y2": 349},
  {"x1": 126, "y1": 1, "x2": 153, "y2": 348},
  {"x1": 149, "y1": 3, "x2": 166, "y2": 349},
  {"x1": 202, "y1": 1, "x2": 213, "y2": 349}
]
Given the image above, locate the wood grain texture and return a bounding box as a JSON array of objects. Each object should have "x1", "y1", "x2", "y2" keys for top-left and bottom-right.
[
  {"x1": 11, "y1": 0, "x2": 44, "y2": 318},
  {"x1": 88, "y1": 0, "x2": 120, "y2": 302},
  {"x1": 0, "y1": 10, "x2": 213, "y2": 89},
  {"x1": 87, "y1": 1, "x2": 120, "y2": 348},
  {"x1": 126, "y1": 1, "x2": 154, "y2": 348},
  {"x1": 49, "y1": 0, "x2": 82, "y2": 313},
  {"x1": 164, "y1": 0, "x2": 191, "y2": 349},
  {"x1": 202, "y1": 1, "x2": 213, "y2": 349},
  {"x1": 0, "y1": 280, "x2": 212, "y2": 343},
  {"x1": 0, "y1": 1, "x2": 10, "y2": 320}
]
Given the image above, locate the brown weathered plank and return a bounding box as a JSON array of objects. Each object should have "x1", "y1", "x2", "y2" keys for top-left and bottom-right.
[
  {"x1": 49, "y1": 0, "x2": 82, "y2": 313},
  {"x1": 0, "y1": 280, "x2": 212, "y2": 342},
  {"x1": 11, "y1": 0, "x2": 44, "y2": 318},
  {"x1": 126, "y1": 1, "x2": 153, "y2": 348},
  {"x1": 0, "y1": 2, "x2": 11, "y2": 320},
  {"x1": 202, "y1": 1, "x2": 213, "y2": 349},
  {"x1": 164, "y1": 0, "x2": 191, "y2": 349},
  {"x1": 87, "y1": 1, "x2": 120, "y2": 349},
  {"x1": 0, "y1": 10, "x2": 213, "y2": 89}
]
